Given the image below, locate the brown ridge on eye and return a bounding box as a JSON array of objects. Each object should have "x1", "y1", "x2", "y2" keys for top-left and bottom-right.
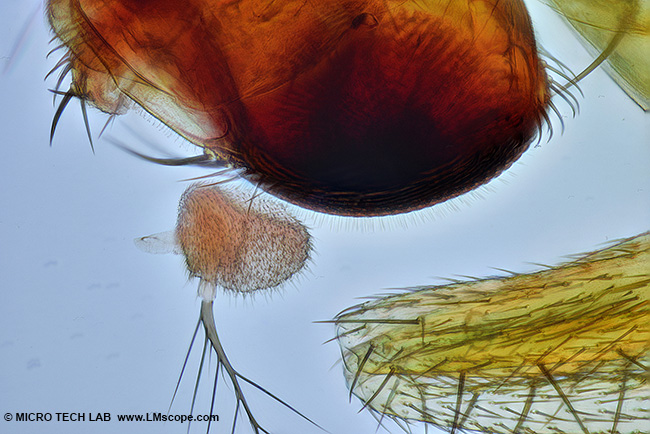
[{"x1": 47, "y1": 0, "x2": 550, "y2": 216}]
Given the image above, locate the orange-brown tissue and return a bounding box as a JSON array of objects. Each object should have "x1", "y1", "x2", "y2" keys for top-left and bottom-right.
[
  {"x1": 48, "y1": 0, "x2": 550, "y2": 216},
  {"x1": 175, "y1": 184, "x2": 312, "y2": 299}
]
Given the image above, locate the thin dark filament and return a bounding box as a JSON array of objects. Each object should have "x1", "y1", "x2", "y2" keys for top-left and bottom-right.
[
  {"x1": 319, "y1": 319, "x2": 421, "y2": 325},
  {"x1": 44, "y1": 54, "x2": 71, "y2": 82},
  {"x1": 616, "y1": 349, "x2": 649, "y2": 372},
  {"x1": 415, "y1": 380, "x2": 431, "y2": 423},
  {"x1": 450, "y1": 372, "x2": 465, "y2": 434},
  {"x1": 539, "y1": 105, "x2": 555, "y2": 141},
  {"x1": 413, "y1": 357, "x2": 448, "y2": 381},
  {"x1": 549, "y1": 348, "x2": 587, "y2": 374},
  {"x1": 540, "y1": 48, "x2": 579, "y2": 85},
  {"x1": 46, "y1": 43, "x2": 66, "y2": 59},
  {"x1": 236, "y1": 374, "x2": 324, "y2": 430},
  {"x1": 50, "y1": 89, "x2": 75, "y2": 146},
  {"x1": 98, "y1": 114, "x2": 116, "y2": 138},
  {"x1": 246, "y1": 181, "x2": 264, "y2": 214},
  {"x1": 350, "y1": 345, "x2": 375, "y2": 401},
  {"x1": 359, "y1": 367, "x2": 396, "y2": 412},
  {"x1": 120, "y1": 121, "x2": 171, "y2": 154},
  {"x1": 555, "y1": 0, "x2": 637, "y2": 94},
  {"x1": 110, "y1": 139, "x2": 218, "y2": 166},
  {"x1": 367, "y1": 410, "x2": 390, "y2": 433},
  {"x1": 612, "y1": 370, "x2": 627, "y2": 434},
  {"x1": 550, "y1": 82, "x2": 579, "y2": 117},
  {"x1": 201, "y1": 301, "x2": 270, "y2": 434},
  {"x1": 512, "y1": 383, "x2": 536, "y2": 434},
  {"x1": 201, "y1": 176, "x2": 241, "y2": 188},
  {"x1": 545, "y1": 63, "x2": 577, "y2": 88},
  {"x1": 558, "y1": 30, "x2": 627, "y2": 93},
  {"x1": 48, "y1": 89, "x2": 77, "y2": 96},
  {"x1": 389, "y1": 411, "x2": 412, "y2": 434},
  {"x1": 409, "y1": 381, "x2": 430, "y2": 434},
  {"x1": 458, "y1": 392, "x2": 479, "y2": 429},
  {"x1": 187, "y1": 335, "x2": 209, "y2": 434},
  {"x1": 79, "y1": 99, "x2": 95, "y2": 153},
  {"x1": 369, "y1": 407, "x2": 410, "y2": 434},
  {"x1": 533, "y1": 116, "x2": 545, "y2": 147},
  {"x1": 490, "y1": 267, "x2": 519, "y2": 276},
  {"x1": 322, "y1": 325, "x2": 365, "y2": 345},
  {"x1": 230, "y1": 398, "x2": 240, "y2": 434},
  {"x1": 171, "y1": 281, "x2": 331, "y2": 434},
  {"x1": 590, "y1": 327, "x2": 638, "y2": 366},
  {"x1": 534, "y1": 335, "x2": 575, "y2": 367},
  {"x1": 206, "y1": 361, "x2": 220, "y2": 434},
  {"x1": 179, "y1": 168, "x2": 233, "y2": 182},
  {"x1": 406, "y1": 401, "x2": 434, "y2": 420},
  {"x1": 169, "y1": 318, "x2": 201, "y2": 414},
  {"x1": 494, "y1": 364, "x2": 524, "y2": 394},
  {"x1": 53, "y1": 63, "x2": 73, "y2": 105},
  {"x1": 537, "y1": 363, "x2": 590, "y2": 434},
  {"x1": 49, "y1": 89, "x2": 72, "y2": 97},
  {"x1": 376, "y1": 376, "x2": 401, "y2": 431},
  {"x1": 547, "y1": 101, "x2": 565, "y2": 134}
]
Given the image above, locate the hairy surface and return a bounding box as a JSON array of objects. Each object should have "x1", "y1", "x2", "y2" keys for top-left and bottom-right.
[
  {"x1": 335, "y1": 233, "x2": 650, "y2": 433},
  {"x1": 176, "y1": 183, "x2": 312, "y2": 297}
]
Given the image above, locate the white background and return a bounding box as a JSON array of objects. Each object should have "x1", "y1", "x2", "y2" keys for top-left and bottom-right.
[{"x1": 1, "y1": 1, "x2": 648, "y2": 433}]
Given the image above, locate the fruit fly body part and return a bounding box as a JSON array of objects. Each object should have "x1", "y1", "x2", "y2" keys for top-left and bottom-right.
[
  {"x1": 334, "y1": 232, "x2": 650, "y2": 434},
  {"x1": 542, "y1": 0, "x2": 650, "y2": 111},
  {"x1": 46, "y1": 0, "x2": 550, "y2": 216},
  {"x1": 136, "y1": 183, "x2": 315, "y2": 432},
  {"x1": 136, "y1": 182, "x2": 312, "y2": 299}
]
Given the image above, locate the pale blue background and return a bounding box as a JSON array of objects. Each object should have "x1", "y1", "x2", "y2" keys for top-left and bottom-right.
[{"x1": 1, "y1": 1, "x2": 648, "y2": 434}]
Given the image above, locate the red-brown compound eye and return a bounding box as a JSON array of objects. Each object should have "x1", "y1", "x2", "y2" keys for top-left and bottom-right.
[{"x1": 47, "y1": 0, "x2": 549, "y2": 217}]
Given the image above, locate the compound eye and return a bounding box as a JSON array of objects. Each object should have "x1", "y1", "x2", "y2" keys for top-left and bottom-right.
[{"x1": 46, "y1": 0, "x2": 550, "y2": 217}]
